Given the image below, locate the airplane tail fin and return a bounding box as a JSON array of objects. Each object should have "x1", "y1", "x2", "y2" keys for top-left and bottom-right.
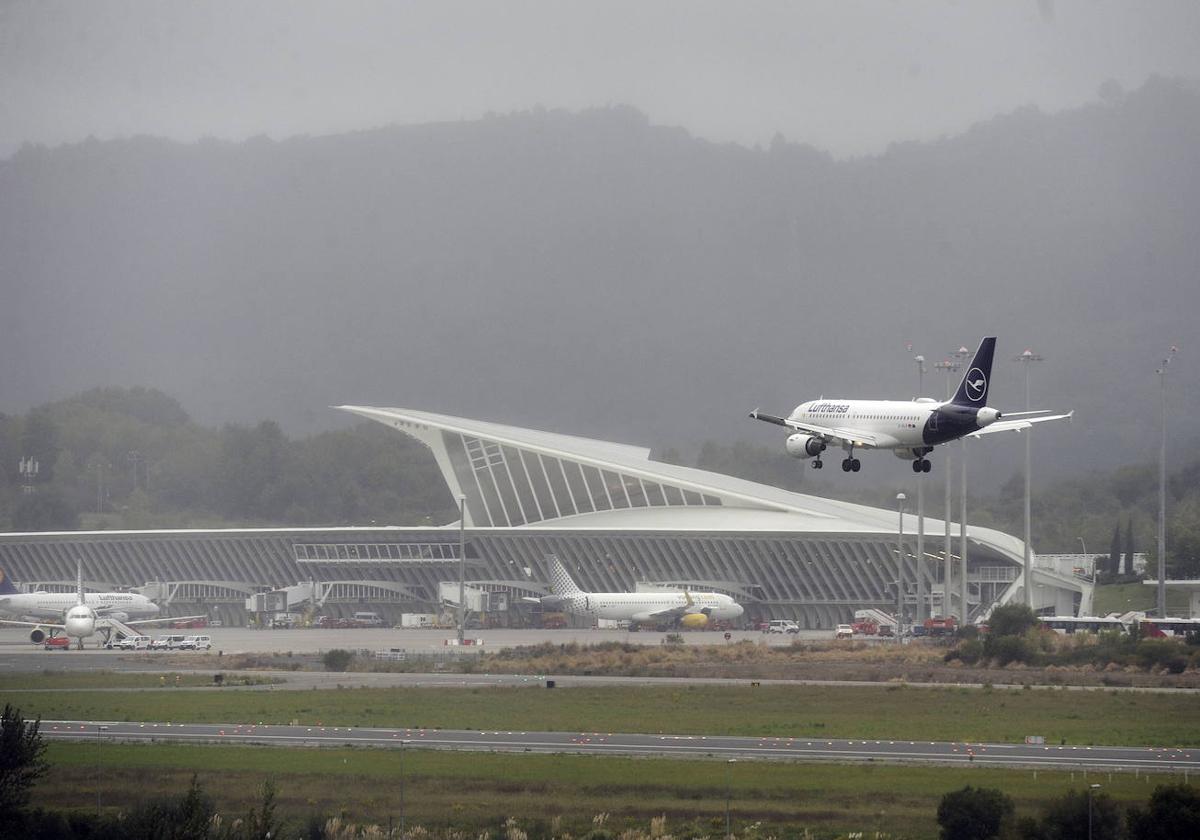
[
  {"x1": 950, "y1": 337, "x2": 996, "y2": 406},
  {"x1": 0, "y1": 567, "x2": 18, "y2": 595},
  {"x1": 547, "y1": 556, "x2": 584, "y2": 597}
]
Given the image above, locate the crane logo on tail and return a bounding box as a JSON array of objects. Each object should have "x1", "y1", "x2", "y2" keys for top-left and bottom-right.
[{"x1": 965, "y1": 368, "x2": 987, "y2": 402}]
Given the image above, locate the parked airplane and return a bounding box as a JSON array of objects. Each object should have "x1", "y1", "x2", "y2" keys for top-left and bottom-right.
[
  {"x1": 0, "y1": 565, "x2": 200, "y2": 648},
  {"x1": 750, "y1": 336, "x2": 1072, "y2": 473},
  {"x1": 533, "y1": 557, "x2": 744, "y2": 629}
]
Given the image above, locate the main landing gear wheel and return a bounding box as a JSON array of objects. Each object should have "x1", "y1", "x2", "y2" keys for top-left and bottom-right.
[
  {"x1": 912, "y1": 459, "x2": 932, "y2": 473},
  {"x1": 841, "y1": 458, "x2": 861, "y2": 472},
  {"x1": 812, "y1": 459, "x2": 823, "y2": 470}
]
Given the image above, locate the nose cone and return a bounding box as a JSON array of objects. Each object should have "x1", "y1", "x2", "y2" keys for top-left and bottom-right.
[
  {"x1": 148, "y1": 601, "x2": 161, "y2": 616},
  {"x1": 731, "y1": 604, "x2": 745, "y2": 618}
]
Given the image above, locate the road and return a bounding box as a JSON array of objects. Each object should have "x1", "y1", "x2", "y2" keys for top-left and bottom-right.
[
  {"x1": 0, "y1": 625, "x2": 835, "y2": 655},
  {"x1": 41, "y1": 719, "x2": 1200, "y2": 772}
]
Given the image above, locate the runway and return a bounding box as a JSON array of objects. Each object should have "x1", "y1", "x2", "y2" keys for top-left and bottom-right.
[{"x1": 40, "y1": 719, "x2": 1200, "y2": 772}]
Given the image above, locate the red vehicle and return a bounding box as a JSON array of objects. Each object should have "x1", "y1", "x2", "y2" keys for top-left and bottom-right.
[
  {"x1": 923, "y1": 617, "x2": 958, "y2": 637},
  {"x1": 43, "y1": 636, "x2": 70, "y2": 650},
  {"x1": 851, "y1": 620, "x2": 879, "y2": 635}
]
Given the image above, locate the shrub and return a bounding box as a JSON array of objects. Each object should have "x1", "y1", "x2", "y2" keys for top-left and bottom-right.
[
  {"x1": 322, "y1": 649, "x2": 355, "y2": 672},
  {"x1": 984, "y1": 635, "x2": 1036, "y2": 666},
  {"x1": 936, "y1": 786, "x2": 1014, "y2": 840}
]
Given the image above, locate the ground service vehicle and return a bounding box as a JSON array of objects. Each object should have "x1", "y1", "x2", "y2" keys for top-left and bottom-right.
[
  {"x1": 43, "y1": 635, "x2": 70, "y2": 650},
  {"x1": 117, "y1": 635, "x2": 152, "y2": 650},
  {"x1": 835, "y1": 624, "x2": 854, "y2": 639},
  {"x1": 851, "y1": 620, "x2": 878, "y2": 635},
  {"x1": 151, "y1": 634, "x2": 187, "y2": 650},
  {"x1": 179, "y1": 635, "x2": 212, "y2": 650},
  {"x1": 353, "y1": 612, "x2": 384, "y2": 627},
  {"x1": 923, "y1": 617, "x2": 957, "y2": 637},
  {"x1": 766, "y1": 620, "x2": 800, "y2": 634}
]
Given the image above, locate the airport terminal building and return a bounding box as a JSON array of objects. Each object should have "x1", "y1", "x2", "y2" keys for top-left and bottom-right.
[{"x1": 0, "y1": 407, "x2": 1087, "y2": 627}]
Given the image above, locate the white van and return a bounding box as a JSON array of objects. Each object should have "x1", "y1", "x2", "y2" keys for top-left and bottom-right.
[
  {"x1": 117, "y1": 635, "x2": 152, "y2": 650},
  {"x1": 353, "y1": 612, "x2": 384, "y2": 627},
  {"x1": 179, "y1": 635, "x2": 212, "y2": 650},
  {"x1": 765, "y1": 620, "x2": 800, "y2": 634},
  {"x1": 150, "y1": 634, "x2": 187, "y2": 650}
]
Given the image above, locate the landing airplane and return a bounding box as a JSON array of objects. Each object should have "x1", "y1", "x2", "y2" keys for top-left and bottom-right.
[
  {"x1": 750, "y1": 337, "x2": 1072, "y2": 473},
  {"x1": 531, "y1": 557, "x2": 744, "y2": 630},
  {"x1": 0, "y1": 565, "x2": 201, "y2": 648}
]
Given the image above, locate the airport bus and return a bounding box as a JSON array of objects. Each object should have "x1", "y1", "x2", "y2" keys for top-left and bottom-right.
[{"x1": 1037, "y1": 615, "x2": 1129, "y2": 634}]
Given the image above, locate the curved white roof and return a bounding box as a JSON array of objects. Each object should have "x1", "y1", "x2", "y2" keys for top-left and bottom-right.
[{"x1": 336, "y1": 405, "x2": 1022, "y2": 560}]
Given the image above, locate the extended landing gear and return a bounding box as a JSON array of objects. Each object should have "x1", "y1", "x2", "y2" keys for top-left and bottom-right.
[
  {"x1": 811, "y1": 459, "x2": 824, "y2": 470},
  {"x1": 841, "y1": 458, "x2": 861, "y2": 472},
  {"x1": 912, "y1": 458, "x2": 932, "y2": 473}
]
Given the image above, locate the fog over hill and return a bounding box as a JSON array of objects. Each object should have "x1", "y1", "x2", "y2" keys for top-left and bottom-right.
[{"x1": 3, "y1": 77, "x2": 1198, "y2": 489}]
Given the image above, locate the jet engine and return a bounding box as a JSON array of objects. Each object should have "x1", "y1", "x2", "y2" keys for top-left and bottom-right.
[
  {"x1": 680, "y1": 613, "x2": 710, "y2": 629},
  {"x1": 785, "y1": 434, "x2": 826, "y2": 459},
  {"x1": 29, "y1": 627, "x2": 47, "y2": 644}
]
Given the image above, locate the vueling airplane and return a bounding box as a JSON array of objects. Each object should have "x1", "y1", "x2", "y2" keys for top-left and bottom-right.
[
  {"x1": 750, "y1": 337, "x2": 1072, "y2": 473},
  {"x1": 537, "y1": 557, "x2": 744, "y2": 629},
  {"x1": 0, "y1": 564, "x2": 200, "y2": 648}
]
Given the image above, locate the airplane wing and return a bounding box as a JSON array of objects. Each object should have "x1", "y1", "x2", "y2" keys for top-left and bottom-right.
[
  {"x1": 749, "y1": 410, "x2": 879, "y2": 448},
  {"x1": 967, "y1": 411, "x2": 1074, "y2": 438},
  {"x1": 117, "y1": 615, "x2": 207, "y2": 628},
  {"x1": 0, "y1": 618, "x2": 65, "y2": 630}
]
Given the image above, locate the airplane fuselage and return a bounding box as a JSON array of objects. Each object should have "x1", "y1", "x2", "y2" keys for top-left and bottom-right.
[
  {"x1": 789, "y1": 398, "x2": 996, "y2": 451},
  {"x1": 572, "y1": 591, "x2": 743, "y2": 623},
  {"x1": 0, "y1": 591, "x2": 159, "y2": 623}
]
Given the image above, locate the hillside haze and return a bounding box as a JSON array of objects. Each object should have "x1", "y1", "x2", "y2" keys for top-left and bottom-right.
[{"x1": 3, "y1": 78, "x2": 1198, "y2": 485}]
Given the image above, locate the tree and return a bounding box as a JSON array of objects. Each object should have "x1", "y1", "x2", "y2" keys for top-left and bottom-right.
[
  {"x1": 322, "y1": 648, "x2": 355, "y2": 672},
  {"x1": 1124, "y1": 517, "x2": 1135, "y2": 576},
  {"x1": 936, "y1": 786, "x2": 1014, "y2": 840},
  {"x1": 1109, "y1": 523, "x2": 1121, "y2": 577},
  {"x1": 0, "y1": 704, "x2": 48, "y2": 831},
  {"x1": 1127, "y1": 783, "x2": 1200, "y2": 839},
  {"x1": 12, "y1": 489, "x2": 80, "y2": 531},
  {"x1": 1035, "y1": 789, "x2": 1122, "y2": 840},
  {"x1": 987, "y1": 604, "x2": 1037, "y2": 637}
]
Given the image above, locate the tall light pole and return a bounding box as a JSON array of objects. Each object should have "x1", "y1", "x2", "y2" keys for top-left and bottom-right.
[
  {"x1": 1088, "y1": 783, "x2": 1100, "y2": 840},
  {"x1": 934, "y1": 347, "x2": 969, "y2": 617},
  {"x1": 399, "y1": 739, "x2": 407, "y2": 837},
  {"x1": 95, "y1": 724, "x2": 108, "y2": 815},
  {"x1": 896, "y1": 492, "x2": 906, "y2": 634},
  {"x1": 959, "y1": 440, "x2": 969, "y2": 624},
  {"x1": 725, "y1": 758, "x2": 736, "y2": 840},
  {"x1": 457, "y1": 495, "x2": 467, "y2": 644},
  {"x1": 907, "y1": 343, "x2": 926, "y2": 396},
  {"x1": 1157, "y1": 346, "x2": 1177, "y2": 618},
  {"x1": 1014, "y1": 349, "x2": 1044, "y2": 610},
  {"x1": 907, "y1": 346, "x2": 927, "y2": 622}
]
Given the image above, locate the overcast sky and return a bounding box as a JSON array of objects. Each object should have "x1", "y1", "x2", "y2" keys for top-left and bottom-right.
[{"x1": 3, "y1": 1, "x2": 1200, "y2": 158}]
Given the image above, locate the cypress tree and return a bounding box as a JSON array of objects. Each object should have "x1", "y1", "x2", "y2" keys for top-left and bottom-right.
[
  {"x1": 1109, "y1": 523, "x2": 1121, "y2": 576},
  {"x1": 1124, "y1": 517, "x2": 1136, "y2": 576}
]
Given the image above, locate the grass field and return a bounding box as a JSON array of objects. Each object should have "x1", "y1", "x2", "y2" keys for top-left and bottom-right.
[
  {"x1": 6, "y1": 683, "x2": 1200, "y2": 747},
  {"x1": 1093, "y1": 582, "x2": 1191, "y2": 616},
  {"x1": 36, "y1": 741, "x2": 1187, "y2": 839},
  {"x1": 0, "y1": 670, "x2": 248, "y2": 690}
]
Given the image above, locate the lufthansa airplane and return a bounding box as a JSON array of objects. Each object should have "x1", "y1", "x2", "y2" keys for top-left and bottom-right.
[
  {"x1": 0, "y1": 564, "x2": 201, "y2": 648},
  {"x1": 750, "y1": 337, "x2": 1072, "y2": 473},
  {"x1": 531, "y1": 557, "x2": 744, "y2": 630}
]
